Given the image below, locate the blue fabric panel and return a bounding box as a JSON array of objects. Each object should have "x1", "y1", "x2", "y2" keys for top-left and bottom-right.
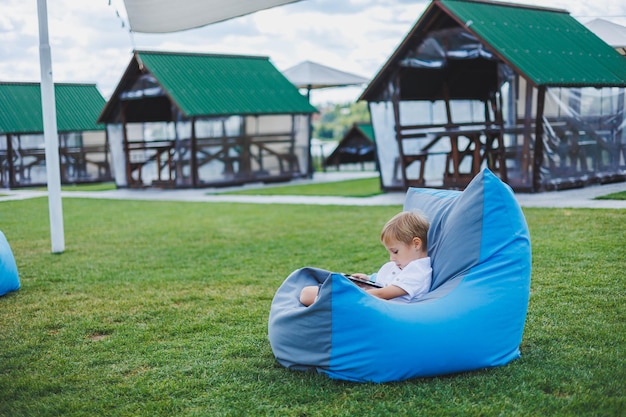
[
  {"x1": 326, "y1": 271, "x2": 527, "y2": 381},
  {"x1": 268, "y1": 267, "x2": 332, "y2": 370},
  {"x1": 0, "y1": 231, "x2": 20, "y2": 296},
  {"x1": 322, "y1": 169, "x2": 531, "y2": 382}
]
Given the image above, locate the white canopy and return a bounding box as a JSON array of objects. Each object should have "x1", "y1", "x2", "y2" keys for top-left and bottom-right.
[
  {"x1": 584, "y1": 18, "x2": 626, "y2": 53},
  {"x1": 282, "y1": 60, "x2": 369, "y2": 90},
  {"x1": 123, "y1": 0, "x2": 302, "y2": 33}
]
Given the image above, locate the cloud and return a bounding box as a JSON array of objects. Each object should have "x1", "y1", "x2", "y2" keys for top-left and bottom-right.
[
  {"x1": 1, "y1": 0, "x2": 625, "y2": 103},
  {"x1": 286, "y1": 0, "x2": 368, "y2": 15}
]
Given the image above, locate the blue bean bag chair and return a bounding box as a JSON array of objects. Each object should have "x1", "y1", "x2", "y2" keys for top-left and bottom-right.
[
  {"x1": 268, "y1": 168, "x2": 531, "y2": 382},
  {"x1": 0, "y1": 231, "x2": 20, "y2": 296}
]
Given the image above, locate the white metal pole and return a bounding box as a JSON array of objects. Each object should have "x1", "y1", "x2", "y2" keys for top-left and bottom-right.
[{"x1": 37, "y1": 0, "x2": 65, "y2": 254}]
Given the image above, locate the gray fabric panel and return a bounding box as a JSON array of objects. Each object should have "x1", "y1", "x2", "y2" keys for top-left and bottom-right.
[
  {"x1": 267, "y1": 267, "x2": 332, "y2": 370},
  {"x1": 404, "y1": 172, "x2": 485, "y2": 290}
]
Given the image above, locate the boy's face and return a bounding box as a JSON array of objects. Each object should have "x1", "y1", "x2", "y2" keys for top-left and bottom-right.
[{"x1": 382, "y1": 237, "x2": 424, "y2": 270}]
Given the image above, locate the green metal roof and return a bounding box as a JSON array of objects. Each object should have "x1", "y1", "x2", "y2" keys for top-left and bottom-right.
[
  {"x1": 136, "y1": 51, "x2": 317, "y2": 116},
  {"x1": 439, "y1": 0, "x2": 626, "y2": 87},
  {"x1": 361, "y1": 0, "x2": 626, "y2": 101},
  {"x1": 0, "y1": 82, "x2": 105, "y2": 134},
  {"x1": 355, "y1": 123, "x2": 375, "y2": 142}
]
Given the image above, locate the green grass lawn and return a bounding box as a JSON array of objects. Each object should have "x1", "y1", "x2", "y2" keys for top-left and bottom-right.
[
  {"x1": 596, "y1": 190, "x2": 626, "y2": 200},
  {"x1": 31, "y1": 182, "x2": 117, "y2": 192},
  {"x1": 0, "y1": 197, "x2": 625, "y2": 416},
  {"x1": 215, "y1": 177, "x2": 383, "y2": 197}
]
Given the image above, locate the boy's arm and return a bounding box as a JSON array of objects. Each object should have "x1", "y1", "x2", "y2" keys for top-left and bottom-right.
[{"x1": 366, "y1": 285, "x2": 407, "y2": 300}]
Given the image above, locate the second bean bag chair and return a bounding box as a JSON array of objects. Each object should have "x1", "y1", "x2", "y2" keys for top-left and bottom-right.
[
  {"x1": 0, "y1": 231, "x2": 20, "y2": 297},
  {"x1": 268, "y1": 168, "x2": 531, "y2": 382}
]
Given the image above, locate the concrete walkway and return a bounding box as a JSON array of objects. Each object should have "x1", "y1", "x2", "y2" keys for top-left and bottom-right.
[{"x1": 2, "y1": 171, "x2": 626, "y2": 209}]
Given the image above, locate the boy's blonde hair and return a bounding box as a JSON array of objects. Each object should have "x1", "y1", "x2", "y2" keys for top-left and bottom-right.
[{"x1": 380, "y1": 211, "x2": 429, "y2": 248}]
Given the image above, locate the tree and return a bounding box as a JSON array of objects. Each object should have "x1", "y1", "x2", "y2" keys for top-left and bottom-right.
[{"x1": 312, "y1": 101, "x2": 370, "y2": 141}]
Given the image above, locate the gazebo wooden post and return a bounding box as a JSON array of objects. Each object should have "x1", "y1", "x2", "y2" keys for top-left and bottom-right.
[
  {"x1": 103, "y1": 127, "x2": 111, "y2": 179},
  {"x1": 521, "y1": 81, "x2": 534, "y2": 186},
  {"x1": 6, "y1": 134, "x2": 16, "y2": 188},
  {"x1": 484, "y1": 98, "x2": 491, "y2": 125},
  {"x1": 568, "y1": 88, "x2": 583, "y2": 172},
  {"x1": 443, "y1": 82, "x2": 452, "y2": 127},
  {"x1": 615, "y1": 89, "x2": 625, "y2": 168},
  {"x1": 171, "y1": 105, "x2": 183, "y2": 187},
  {"x1": 238, "y1": 116, "x2": 250, "y2": 177},
  {"x1": 121, "y1": 101, "x2": 131, "y2": 187},
  {"x1": 219, "y1": 118, "x2": 233, "y2": 176},
  {"x1": 306, "y1": 85, "x2": 313, "y2": 178},
  {"x1": 391, "y1": 77, "x2": 406, "y2": 188},
  {"x1": 240, "y1": 118, "x2": 251, "y2": 177},
  {"x1": 191, "y1": 116, "x2": 198, "y2": 187},
  {"x1": 495, "y1": 89, "x2": 508, "y2": 183},
  {"x1": 290, "y1": 114, "x2": 296, "y2": 173},
  {"x1": 533, "y1": 86, "x2": 546, "y2": 192},
  {"x1": 442, "y1": 82, "x2": 458, "y2": 185}
]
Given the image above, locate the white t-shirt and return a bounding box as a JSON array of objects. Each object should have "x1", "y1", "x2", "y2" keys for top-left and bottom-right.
[{"x1": 371, "y1": 257, "x2": 432, "y2": 303}]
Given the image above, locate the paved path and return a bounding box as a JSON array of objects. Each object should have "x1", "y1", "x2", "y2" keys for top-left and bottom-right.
[{"x1": 2, "y1": 172, "x2": 625, "y2": 209}]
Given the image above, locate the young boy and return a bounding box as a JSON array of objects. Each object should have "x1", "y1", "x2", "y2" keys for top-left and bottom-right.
[{"x1": 299, "y1": 211, "x2": 432, "y2": 306}]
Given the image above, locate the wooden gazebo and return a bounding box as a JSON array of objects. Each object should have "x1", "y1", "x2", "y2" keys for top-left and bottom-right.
[
  {"x1": 361, "y1": 0, "x2": 626, "y2": 192},
  {"x1": 325, "y1": 122, "x2": 376, "y2": 170},
  {"x1": 0, "y1": 82, "x2": 109, "y2": 188},
  {"x1": 99, "y1": 51, "x2": 316, "y2": 189}
]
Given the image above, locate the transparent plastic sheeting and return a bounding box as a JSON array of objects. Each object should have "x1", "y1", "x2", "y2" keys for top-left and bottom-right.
[
  {"x1": 400, "y1": 27, "x2": 498, "y2": 69},
  {"x1": 106, "y1": 114, "x2": 310, "y2": 188},
  {"x1": 540, "y1": 87, "x2": 625, "y2": 189},
  {"x1": 371, "y1": 86, "x2": 626, "y2": 191}
]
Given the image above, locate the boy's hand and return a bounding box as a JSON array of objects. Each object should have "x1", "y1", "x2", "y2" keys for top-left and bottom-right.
[{"x1": 350, "y1": 273, "x2": 369, "y2": 281}]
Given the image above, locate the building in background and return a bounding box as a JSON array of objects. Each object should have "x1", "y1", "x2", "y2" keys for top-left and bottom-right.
[
  {"x1": 361, "y1": 0, "x2": 626, "y2": 192},
  {"x1": 0, "y1": 82, "x2": 109, "y2": 188},
  {"x1": 324, "y1": 122, "x2": 376, "y2": 171},
  {"x1": 584, "y1": 18, "x2": 626, "y2": 56},
  {"x1": 99, "y1": 50, "x2": 316, "y2": 189}
]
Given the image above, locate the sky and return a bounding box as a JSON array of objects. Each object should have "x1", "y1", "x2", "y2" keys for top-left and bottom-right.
[{"x1": 1, "y1": 0, "x2": 625, "y2": 106}]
